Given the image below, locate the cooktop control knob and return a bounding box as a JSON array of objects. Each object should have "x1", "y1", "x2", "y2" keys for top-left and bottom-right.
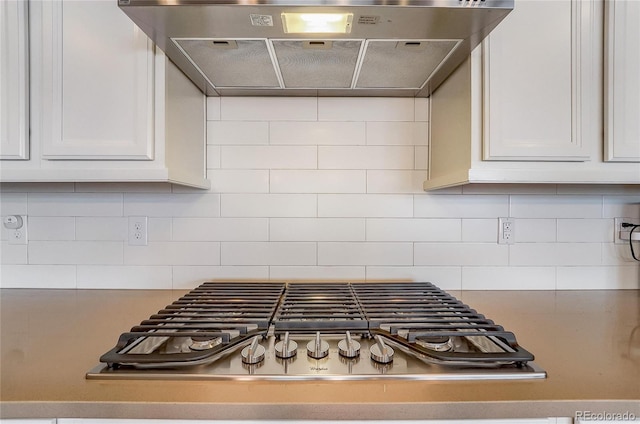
[
  {"x1": 275, "y1": 332, "x2": 298, "y2": 359},
  {"x1": 307, "y1": 332, "x2": 330, "y2": 359},
  {"x1": 241, "y1": 335, "x2": 266, "y2": 364},
  {"x1": 338, "y1": 331, "x2": 361, "y2": 359},
  {"x1": 370, "y1": 335, "x2": 394, "y2": 364}
]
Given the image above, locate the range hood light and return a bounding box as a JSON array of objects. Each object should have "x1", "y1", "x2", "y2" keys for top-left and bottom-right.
[{"x1": 281, "y1": 13, "x2": 353, "y2": 34}]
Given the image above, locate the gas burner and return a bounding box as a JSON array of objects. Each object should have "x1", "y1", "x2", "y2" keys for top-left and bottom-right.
[
  {"x1": 189, "y1": 335, "x2": 223, "y2": 351},
  {"x1": 416, "y1": 335, "x2": 453, "y2": 352}
]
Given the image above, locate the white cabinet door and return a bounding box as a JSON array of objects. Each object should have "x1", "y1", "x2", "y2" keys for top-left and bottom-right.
[
  {"x1": 35, "y1": 0, "x2": 154, "y2": 160},
  {"x1": 604, "y1": 0, "x2": 640, "y2": 162},
  {"x1": 0, "y1": 0, "x2": 29, "y2": 160},
  {"x1": 482, "y1": 0, "x2": 598, "y2": 161}
]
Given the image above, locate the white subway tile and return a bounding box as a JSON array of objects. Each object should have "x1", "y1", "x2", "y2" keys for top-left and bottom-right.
[
  {"x1": 461, "y1": 267, "x2": 556, "y2": 290},
  {"x1": 124, "y1": 242, "x2": 221, "y2": 265},
  {"x1": 365, "y1": 266, "x2": 462, "y2": 290},
  {"x1": 221, "y1": 194, "x2": 317, "y2": 217},
  {"x1": 511, "y1": 195, "x2": 603, "y2": 218},
  {"x1": 414, "y1": 98, "x2": 429, "y2": 122},
  {"x1": 270, "y1": 218, "x2": 365, "y2": 241},
  {"x1": 221, "y1": 146, "x2": 317, "y2": 169},
  {"x1": 461, "y1": 219, "x2": 498, "y2": 242},
  {"x1": 516, "y1": 219, "x2": 557, "y2": 242},
  {"x1": 269, "y1": 266, "x2": 365, "y2": 281},
  {"x1": 366, "y1": 122, "x2": 428, "y2": 146},
  {"x1": 318, "y1": 98, "x2": 414, "y2": 121},
  {"x1": 77, "y1": 266, "x2": 172, "y2": 289},
  {"x1": 367, "y1": 170, "x2": 427, "y2": 194},
  {"x1": 29, "y1": 241, "x2": 123, "y2": 265},
  {"x1": 509, "y1": 243, "x2": 601, "y2": 266},
  {"x1": 0, "y1": 193, "x2": 27, "y2": 215},
  {"x1": 221, "y1": 242, "x2": 316, "y2": 265},
  {"x1": 75, "y1": 183, "x2": 172, "y2": 193},
  {"x1": 28, "y1": 193, "x2": 123, "y2": 216},
  {"x1": 271, "y1": 170, "x2": 366, "y2": 193},
  {"x1": 318, "y1": 242, "x2": 413, "y2": 265},
  {"x1": 0, "y1": 265, "x2": 76, "y2": 288},
  {"x1": 319, "y1": 194, "x2": 413, "y2": 218},
  {"x1": 270, "y1": 122, "x2": 366, "y2": 145},
  {"x1": 149, "y1": 217, "x2": 172, "y2": 241},
  {"x1": 366, "y1": 218, "x2": 460, "y2": 242},
  {"x1": 207, "y1": 121, "x2": 269, "y2": 145},
  {"x1": 414, "y1": 195, "x2": 509, "y2": 218},
  {"x1": 318, "y1": 146, "x2": 414, "y2": 170},
  {"x1": 221, "y1": 97, "x2": 317, "y2": 121},
  {"x1": 557, "y1": 266, "x2": 639, "y2": 289},
  {"x1": 415, "y1": 146, "x2": 428, "y2": 170},
  {"x1": 208, "y1": 170, "x2": 269, "y2": 193},
  {"x1": 207, "y1": 146, "x2": 221, "y2": 169},
  {"x1": 76, "y1": 217, "x2": 126, "y2": 241},
  {"x1": 207, "y1": 97, "x2": 221, "y2": 120},
  {"x1": 172, "y1": 266, "x2": 270, "y2": 289},
  {"x1": 0, "y1": 242, "x2": 27, "y2": 264},
  {"x1": 0, "y1": 183, "x2": 74, "y2": 193},
  {"x1": 28, "y1": 217, "x2": 75, "y2": 241},
  {"x1": 414, "y1": 243, "x2": 509, "y2": 266},
  {"x1": 173, "y1": 218, "x2": 269, "y2": 241},
  {"x1": 124, "y1": 193, "x2": 220, "y2": 217},
  {"x1": 602, "y1": 243, "x2": 639, "y2": 265},
  {"x1": 557, "y1": 219, "x2": 613, "y2": 242},
  {"x1": 603, "y1": 195, "x2": 640, "y2": 218}
]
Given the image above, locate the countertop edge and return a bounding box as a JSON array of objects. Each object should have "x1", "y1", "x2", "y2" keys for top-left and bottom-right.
[{"x1": 2, "y1": 400, "x2": 640, "y2": 420}]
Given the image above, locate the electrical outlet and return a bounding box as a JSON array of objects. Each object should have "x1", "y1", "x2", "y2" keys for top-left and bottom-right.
[
  {"x1": 615, "y1": 217, "x2": 640, "y2": 244},
  {"x1": 3, "y1": 215, "x2": 28, "y2": 245},
  {"x1": 498, "y1": 217, "x2": 515, "y2": 245},
  {"x1": 128, "y1": 216, "x2": 148, "y2": 246}
]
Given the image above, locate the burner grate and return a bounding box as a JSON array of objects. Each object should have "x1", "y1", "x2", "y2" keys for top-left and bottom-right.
[
  {"x1": 352, "y1": 282, "x2": 535, "y2": 364},
  {"x1": 272, "y1": 283, "x2": 367, "y2": 333},
  {"x1": 99, "y1": 282, "x2": 285, "y2": 366}
]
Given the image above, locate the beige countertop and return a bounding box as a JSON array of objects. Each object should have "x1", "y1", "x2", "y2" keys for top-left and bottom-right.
[{"x1": 1, "y1": 288, "x2": 639, "y2": 420}]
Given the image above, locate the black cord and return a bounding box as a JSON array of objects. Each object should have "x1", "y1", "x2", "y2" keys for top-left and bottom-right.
[
  {"x1": 623, "y1": 223, "x2": 640, "y2": 261},
  {"x1": 630, "y1": 225, "x2": 640, "y2": 261}
]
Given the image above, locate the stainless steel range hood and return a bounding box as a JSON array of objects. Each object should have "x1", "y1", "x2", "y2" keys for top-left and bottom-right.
[{"x1": 118, "y1": 0, "x2": 513, "y2": 97}]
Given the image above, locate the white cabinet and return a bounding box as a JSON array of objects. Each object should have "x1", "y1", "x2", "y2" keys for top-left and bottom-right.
[
  {"x1": 39, "y1": 0, "x2": 154, "y2": 160},
  {"x1": 425, "y1": 0, "x2": 640, "y2": 190},
  {"x1": 482, "y1": 0, "x2": 595, "y2": 161},
  {"x1": 0, "y1": 0, "x2": 209, "y2": 189},
  {"x1": 0, "y1": 0, "x2": 29, "y2": 160},
  {"x1": 604, "y1": 0, "x2": 640, "y2": 162}
]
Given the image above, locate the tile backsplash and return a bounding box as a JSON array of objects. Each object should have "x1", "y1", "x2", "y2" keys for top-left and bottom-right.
[{"x1": 1, "y1": 97, "x2": 639, "y2": 290}]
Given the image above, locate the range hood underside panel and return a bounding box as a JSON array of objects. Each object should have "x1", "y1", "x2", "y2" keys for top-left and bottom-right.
[{"x1": 120, "y1": 0, "x2": 513, "y2": 97}]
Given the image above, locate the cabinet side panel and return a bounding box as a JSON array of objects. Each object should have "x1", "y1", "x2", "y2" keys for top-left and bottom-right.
[
  {"x1": 425, "y1": 56, "x2": 472, "y2": 190},
  {"x1": 165, "y1": 58, "x2": 209, "y2": 188}
]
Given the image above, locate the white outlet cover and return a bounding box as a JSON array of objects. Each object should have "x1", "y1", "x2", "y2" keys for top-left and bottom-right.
[
  {"x1": 128, "y1": 216, "x2": 148, "y2": 246},
  {"x1": 615, "y1": 217, "x2": 640, "y2": 244},
  {"x1": 6, "y1": 215, "x2": 28, "y2": 245}
]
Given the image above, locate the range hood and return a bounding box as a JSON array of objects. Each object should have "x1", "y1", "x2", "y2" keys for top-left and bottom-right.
[{"x1": 118, "y1": 0, "x2": 513, "y2": 97}]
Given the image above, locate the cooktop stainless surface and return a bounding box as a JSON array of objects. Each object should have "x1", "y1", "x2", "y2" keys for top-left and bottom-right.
[{"x1": 87, "y1": 282, "x2": 546, "y2": 381}]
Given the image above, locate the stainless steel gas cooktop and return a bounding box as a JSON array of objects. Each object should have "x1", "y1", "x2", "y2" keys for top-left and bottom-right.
[{"x1": 87, "y1": 282, "x2": 546, "y2": 381}]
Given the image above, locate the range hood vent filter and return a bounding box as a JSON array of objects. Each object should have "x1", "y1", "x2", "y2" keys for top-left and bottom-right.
[
  {"x1": 175, "y1": 39, "x2": 280, "y2": 88},
  {"x1": 356, "y1": 40, "x2": 460, "y2": 89},
  {"x1": 273, "y1": 40, "x2": 362, "y2": 89}
]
